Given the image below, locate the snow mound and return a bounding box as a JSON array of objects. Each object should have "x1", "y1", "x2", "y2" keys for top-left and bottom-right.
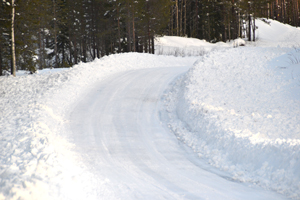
[
  {"x1": 156, "y1": 36, "x2": 216, "y2": 48},
  {"x1": 155, "y1": 36, "x2": 230, "y2": 56},
  {"x1": 256, "y1": 18, "x2": 300, "y2": 47},
  {"x1": 163, "y1": 47, "x2": 300, "y2": 199},
  {"x1": 0, "y1": 53, "x2": 197, "y2": 199}
]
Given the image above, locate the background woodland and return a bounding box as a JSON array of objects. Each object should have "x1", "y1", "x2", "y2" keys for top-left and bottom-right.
[{"x1": 0, "y1": 0, "x2": 299, "y2": 74}]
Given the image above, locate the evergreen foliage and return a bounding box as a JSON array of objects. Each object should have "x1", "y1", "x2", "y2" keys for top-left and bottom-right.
[{"x1": 0, "y1": 0, "x2": 299, "y2": 74}]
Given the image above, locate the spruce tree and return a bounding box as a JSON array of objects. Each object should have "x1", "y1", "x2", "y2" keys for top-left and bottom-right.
[{"x1": 0, "y1": 0, "x2": 11, "y2": 75}]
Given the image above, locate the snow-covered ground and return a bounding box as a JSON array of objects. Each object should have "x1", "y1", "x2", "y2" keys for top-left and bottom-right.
[
  {"x1": 0, "y1": 55, "x2": 197, "y2": 199},
  {"x1": 0, "y1": 18, "x2": 299, "y2": 199},
  {"x1": 164, "y1": 47, "x2": 300, "y2": 198},
  {"x1": 155, "y1": 35, "x2": 230, "y2": 56},
  {"x1": 162, "y1": 19, "x2": 300, "y2": 199}
]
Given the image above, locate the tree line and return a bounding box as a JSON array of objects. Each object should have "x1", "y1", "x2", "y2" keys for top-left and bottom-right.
[
  {"x1": 1, "y1": 0, "x2": 300, "y2": 75},
  {"x1": 168, "y1": 0, "x2": 299, "y2": 42}
]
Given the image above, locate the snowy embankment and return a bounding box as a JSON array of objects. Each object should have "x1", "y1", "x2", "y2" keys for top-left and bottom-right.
[
  {"x1": 163, "y1": 20, "x2": 300, "y2": 199},
  {"x1": 163, "y1": 47, "x2": 300, "y2": 198},
  {"x1": 155, "y1": 35, "x2": 231, "y2": 56},
  {"x1": 0, "y1": 54, "x2": 197, "y2": 199}
]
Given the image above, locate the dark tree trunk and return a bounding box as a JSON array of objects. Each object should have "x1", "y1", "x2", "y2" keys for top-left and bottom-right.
[
  {"x1": 180, "y1": 0, "x2": 183, "y2": 36},
  {"x1": 126, "y1": 1, "x2": 131, "y2": 52},
  {"x1": 53, "y1": 0, "x2": 58, "y2": 68},
  {"x1": 170, "y1": 6, "x2": 173, "y2": 36},
  {"x1": 117, "y1": 6, "x2": 121, "y2": 53},
  {"x1": 0, "y1": 43, "x2": 2, "y2": 76},
  {"x1": 151, "y1": 36, "x2": 154, "y2": 54},
  {"x1": 253, "y1": 17, "x2": 255, "y2": 41},
  {"x1": 248, "y1": 14, "x2": 251, "y2": 41},
  {"x1": 144, "y1": 35, "x2": 148, "y2": 53},
  {"x1": 11, "y1": 0, "x2": 16, "y2": 76},
  {"x1": 184, "y1": 0, "x2": 187, "y2": 36},
  {"x1": 132, "y1": 7, "x2": 136, "y2": 52},
  {"x1": 74, "y1": 39, "x2": 78, "y2": 64},
  {"x1": 148, "y1": 25, "x2": 151, "y2": 53},
  {"x1": 82, "y1": 37, "x2": 87, "y2": 62},
  {"x1": 176, "y1": 0, "x2": 179, "y2": 36}
]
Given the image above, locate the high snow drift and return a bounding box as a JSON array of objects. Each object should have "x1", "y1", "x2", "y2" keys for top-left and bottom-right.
[
  {"x1": 164, "y1": 47, "x2": 300, "y2": 198},
  {"x1": 162, "y1": 19, "x2": 300, "y2": 199},
  {"x1": 255, "y1": 18, "x2": 300, "y2": 47},
  {"x1": 155, "y1": 36, "x2": 230, "y2": 56}
]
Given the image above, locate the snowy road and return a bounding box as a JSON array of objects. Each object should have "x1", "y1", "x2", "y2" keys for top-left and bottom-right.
[{"x1": 67, "y1": 67, "x2": 287, "y2": 200}]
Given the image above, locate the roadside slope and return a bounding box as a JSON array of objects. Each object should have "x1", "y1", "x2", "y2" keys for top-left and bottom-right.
[
  {"x1": 0, "y1": 53, "x2": 197, "y2": 199},
  {"x1": 163, "y1": 46, "x2": 300, "y2": 199}
]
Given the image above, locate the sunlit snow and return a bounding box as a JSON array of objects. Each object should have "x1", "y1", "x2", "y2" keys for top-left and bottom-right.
[{"x1": 0, "y1": 18, "x2": 299, "y2": 199}]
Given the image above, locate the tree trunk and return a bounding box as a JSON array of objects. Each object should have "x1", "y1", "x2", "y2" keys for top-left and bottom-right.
[
  {"x1": 180, "y1": 0, "x2": 183, "y2": 36},
  {"x1": 267, "y1": 3, "x2": 270, "y2": 19},
  {"x1": 91, "y1": 0, "x2": 96, "y2": 60},
  {"x1": 224, "y1": 13, "x2": 227, "y2": 41},
  {"x1": 127, "y1": 1, "x2": 131, "y2": 52},
  {"x1": 253, "y1": 17, "x2": 255, "y2": 41},
  {"x1": 97, "y1": 41, "x2": 100, "y2": 58},
  {"x1": 295, "y1": 0, "x2": 299, "y2": 27},
  {"x1": 248, "y1": 14, "x2": 251, "y2": 41},
  {"x1": 38, "y1": 13, "x2": 43, "y2": 70},
  {"x1": 148, "y1": 23, "x2": 151, "y2": 53},
  {"x1": 0, "y1": 42, "x2": 2, "y2": 76},
  {"x1": 170, "y1": 6, "x2": 173, "y2": 36},
  {"x1": 62, "y1": 42, "x2": 65, "y2": 65},
  {"x1": 228, "y1": 21, "x2": 231, "y2": 41},
  {"x1": 82, "y1": 37, "x2": 87, "y2": 62},
  {"x1": 238, "y1": 12, "x2": 241, "y2": 38},
  {"x1": 132, "y1": 7, "x2": 136, "y2": 52},
  {"x1": 117, "y1": 6, "x2": 121, "y2": 53},
  {"x1": 11, "y1": 0, "x2": 16, "y2": 76},
  {"x1": 176, "y1": 0, "x2": 179, "y2": 36},
  {"x1": 194, "y1": 1, "x2": 199, "y2": 38},
  {"x1": 184, "y1": 0, "x2": 187, "y2": 36},
  {"x1": 68, "y1": 40, "x2": 72, "y2": 65},
  {"x1": 282, "y1": 0, "x2": 285, "y2": 23},
  {"x1": 231, "y1": 2, "x2": 237, "y2": 40},
  {"x1": 275, "y1": 0, "x2": 279, "y2": 20},
  {"x1": 144, "y1": 34, "x2": 148, "y2": 53},
  {"x1": 53, "y1": 0, "x2": 58, "y2": 68},
  {"x1": 151, "y1": 36, "x2": 154, "y2": 54},
  {"x1": 74, "y1": 38, "x2": 78, "y2": 64}
]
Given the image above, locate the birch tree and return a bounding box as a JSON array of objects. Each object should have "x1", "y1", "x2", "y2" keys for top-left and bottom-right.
[{"x1": 11, "y1": 0, "x2": 16, "y2": 76}]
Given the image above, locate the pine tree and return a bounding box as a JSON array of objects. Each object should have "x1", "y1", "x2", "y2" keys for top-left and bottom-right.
[
  {"x1": 14, "y1": 0, "x2": 42, "y2": 73},
  {"x1": 0, "y1": 0, "x2": 11, "y2": 75}
]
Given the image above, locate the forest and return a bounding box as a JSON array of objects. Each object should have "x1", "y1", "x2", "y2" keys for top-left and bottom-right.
[{"x1": 0, "y1": 0, "x2": 299, "y2": 75}]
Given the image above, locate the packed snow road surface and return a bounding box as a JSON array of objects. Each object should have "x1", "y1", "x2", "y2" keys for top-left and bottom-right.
[{"x1": 67, "y1": 67, "x2": 287, "y2": 200}]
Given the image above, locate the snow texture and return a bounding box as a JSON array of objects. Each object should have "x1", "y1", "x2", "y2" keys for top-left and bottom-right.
[
  {"x1": 163, "y1": 47, "x2": 300, "y2": 199},
  {"x1": 0, "y1": 54, "x2": 196, "y2": 199},
  {"x1": 0, "y1": 18, "x2": 300, "y2": 199},
  {"x1": 163, "y1": 19, "x2": 300, "y2": 199}
]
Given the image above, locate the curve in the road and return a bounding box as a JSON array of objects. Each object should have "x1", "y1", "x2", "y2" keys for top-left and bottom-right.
[{"x1": 67, "y1": 67, "x2": 287, "y2": 200}]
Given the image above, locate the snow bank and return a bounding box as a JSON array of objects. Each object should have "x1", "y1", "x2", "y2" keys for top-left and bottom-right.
[
  {"x1": 155, "y1": 36, "x2": 230, "y2": 56},
  {"x1": 163, "y1": 47, "x2": 300, "y2": 199},
  {"x1": 0, "y1": 53, "x2": 197, "y2": 199},
  {"x1": 256, "y1": 18, "x2": 300, "y2": 47},
  {"x1": 155, "y1": 18, "x2": 300, "y2": 57},
  {"x1": 156, "y1": 36, "x2": 217, "y2": 48}
]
